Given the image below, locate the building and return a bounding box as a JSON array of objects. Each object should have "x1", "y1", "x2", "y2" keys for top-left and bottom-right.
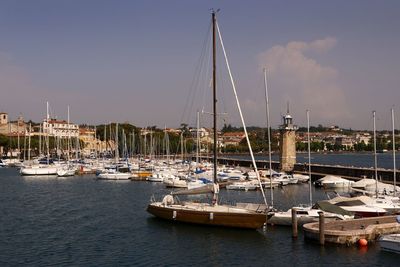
[
  {"x1": 79, "y1": 127, "x2": 113, "y2": 156},
  {"x1": 220, "y1": 132, "x2": 245, "y2": 147},
  {"x1": 43, "y1": 119, "x2": 79, "y2": 138},
  {"x1": 335, "y1": 136, "x2": 354, "y2": 149},
  {"x1": 279, "y1": 108, "x2": 297, "y2": 172},
  {"x1": 0, "y1": 113, "x2": 28, "y2": 136},
  {"x1": 0, "y1": 112, "x2": 8, "y2": 125},
  {"x1": 356, "y1": 133, "x2": 371, "y2": 145}
]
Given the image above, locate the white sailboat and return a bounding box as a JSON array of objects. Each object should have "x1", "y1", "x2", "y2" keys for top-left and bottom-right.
[
  {"x1": 97, "y1": 123, "x2": 131, "y2": 180},
  {"x1": 21, "y1": 103, "x2": 58, "y2": 176}
]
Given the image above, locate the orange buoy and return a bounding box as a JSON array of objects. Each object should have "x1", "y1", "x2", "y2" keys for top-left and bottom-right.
[{"x1": 358, "y1": 238, "x2": 368, "y2": 247}]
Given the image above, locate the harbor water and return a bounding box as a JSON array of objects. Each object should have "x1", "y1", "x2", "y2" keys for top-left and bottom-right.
[{"x1": 0, "y1": 167, "x2": 398, "y2": 266}]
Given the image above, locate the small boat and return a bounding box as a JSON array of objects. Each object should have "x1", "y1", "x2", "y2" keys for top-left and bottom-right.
[
  {"x1": 324, "y1": 196, "x2": 387, "y2": 217},
  {"x1": 380, "y1": 233, "x2": 400, "y2": 254},
  {"x1": 226, "y1": 181, "x2": 258, "y2": 191},
  {"x1": 57, "y1": 165, "x2": 76, "y2": 177},
  {"x1": 293, "y1": 174, "x2": 310, "y2": 183},
  {"x1": 272, "y1": 173, "x2": 298, "y2": 185},
  {"x1": 268, "y1": 205, "x2": 352, "y2": 226},
  {"x1": 315, "y1": 175, "x2": 353, "y2": 189},
  {"x1": 163, "y1": 177, "x2": 188, "y2": 188},
  {"x1": 96, "y1": 169, "x2": 131, "y2": 180},
  {"x1": 20, "y1": 164, "x2": 58, "y2": 176},
  {"x1": 0, "y1": 159, "x2": 6, "y2": 168}
]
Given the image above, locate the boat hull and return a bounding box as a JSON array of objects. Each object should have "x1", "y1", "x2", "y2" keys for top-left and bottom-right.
[
  {"x1": 380, "y1": 234, "x2": 400, "y2": 253},
  {"x1": 20, "y1": 167, "x2": 58, "y2": 176},
  {"x1": 147, "y1": 203, "x2": 267, "y2": 229}
]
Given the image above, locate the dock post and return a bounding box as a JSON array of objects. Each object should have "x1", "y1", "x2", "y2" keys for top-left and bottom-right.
[
  {"x1": 318, "y1": 211, "x2": 325, "y2": 245},
  {"x1": 292, "y1": 208, "x2": 298, "y2": 238}
]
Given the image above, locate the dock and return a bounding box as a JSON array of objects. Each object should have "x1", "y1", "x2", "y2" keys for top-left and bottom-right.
[{"x1": 303, "y1": 215, "x2": 400, "y2": 245}]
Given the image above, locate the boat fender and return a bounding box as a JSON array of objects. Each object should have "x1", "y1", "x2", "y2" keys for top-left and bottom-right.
[
  {"x1": 358, "y1": 238, "x2": 368, "y2": 247},
  {"x1": 162, "y1": 195, "x2": 174, "y2": 206},
  {"x1": 209, "y1": 212, "x2": 214, "y2": 220},
  {"x1": 173, "y1": 210, "x2": 177, "y2": 219}
]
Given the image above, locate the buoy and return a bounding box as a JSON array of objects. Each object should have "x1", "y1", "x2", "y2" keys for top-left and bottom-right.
[{"x1": 358, "y1": 238, "x2": 368, "y2": 247}]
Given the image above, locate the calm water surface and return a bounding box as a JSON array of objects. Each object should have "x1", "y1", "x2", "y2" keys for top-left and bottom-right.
[{"x1": 0, "y1": 167, "x2": 398, "y2": 266}]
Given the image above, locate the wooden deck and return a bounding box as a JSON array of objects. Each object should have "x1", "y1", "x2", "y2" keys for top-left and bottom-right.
[{"x1": 303, "y1": 215, "x2": 400, "y2": 245}]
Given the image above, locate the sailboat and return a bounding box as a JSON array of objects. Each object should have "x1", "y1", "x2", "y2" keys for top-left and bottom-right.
[
  {"x1": 97, "y1": 123, "x2": 131, "y2": 180},
  {"x1": 147, "y1": 11, "x2": 271, "y2": 229},
  {"x1": 20, "y1": 102, "x2": 58, "y2": 176}
]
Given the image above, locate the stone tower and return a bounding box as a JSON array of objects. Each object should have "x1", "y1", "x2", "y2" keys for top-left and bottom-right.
[
  {"x1": 0, "y1": 112, "x2": 8, "y2": 125},
  {"x1": 279, "y1": 105, "x2": 297, "y2": 172}
]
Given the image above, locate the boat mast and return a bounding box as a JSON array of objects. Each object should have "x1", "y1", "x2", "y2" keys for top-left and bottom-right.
[
  {"x1": 307, "y1": 110, "x2": 312, "y2": 207},
  {"x1": 196, "y1": 111, "x2": 200, "y2": 167},
  {"x1": 263, "y1": 68, "x2": 273, "y2": 207},
  {"x1": 392, "y1": 108, "x2": 396, "y2": 196},
  {"x1": 373, "y1": 111, "x2": 378, "y2": 198},
  {"x1": 212, "y1": 11, "x2": 217, "y2": 185}
]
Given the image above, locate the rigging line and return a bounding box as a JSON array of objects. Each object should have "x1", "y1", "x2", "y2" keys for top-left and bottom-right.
[
  {"x1": 190, "y1": 36, "x2": 212, "y2": 126},
  {"x1": 200, "y1": 36, "x2": 212, "y2": 124},
  {"x1": 180, "y1": 20, "x2": 212, "y2": 125},
  {"x1": 216, "y1": 20, "x2": 268, "y2": 207}
]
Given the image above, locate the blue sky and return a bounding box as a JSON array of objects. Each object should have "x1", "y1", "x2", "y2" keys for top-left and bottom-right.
[{"x1": 0, "y1": 0, "x2": 399, "y2": 130}]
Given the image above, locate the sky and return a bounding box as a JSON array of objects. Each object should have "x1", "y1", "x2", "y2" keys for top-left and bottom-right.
[{"x1": 0, "y1": 0, "x2": 400, "y2": 130}]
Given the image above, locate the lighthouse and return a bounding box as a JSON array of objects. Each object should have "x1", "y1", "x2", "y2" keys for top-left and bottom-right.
[{"x1": 279, "y1": 104, "x2": 297, "y2": 172}]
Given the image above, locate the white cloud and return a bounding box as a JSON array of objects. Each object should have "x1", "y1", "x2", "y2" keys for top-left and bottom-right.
[{"x1": 258, "y1": 37, "x2": 351, "y2": 124}]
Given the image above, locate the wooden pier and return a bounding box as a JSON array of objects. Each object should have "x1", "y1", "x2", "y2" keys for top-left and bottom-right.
[{"x1": 303, "y1": 215, "x2": 400, "y2": 245}]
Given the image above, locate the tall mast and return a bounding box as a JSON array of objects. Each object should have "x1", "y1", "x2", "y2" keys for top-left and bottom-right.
[
  {"x1": 392, "y1": 108, "x2": 396, "y2": 196},
  {"x1": 67, "y1": 105, "x2": 70, "y2": 162},
  {"x1": 212, "y1": 11, "x2": 217, "y2": 184},
  {"x1": 307, "y1": 110, "x2": 312, "y2": 207},
  {"x1": 263, "y1": 68, "x2": 273, "y2": 207},
  {"x1": 373, "y1": 111, "x2": 378, "y2": 198},
  {"x1": 196, "y1": 111, "x2": 200, "y2": 166}
]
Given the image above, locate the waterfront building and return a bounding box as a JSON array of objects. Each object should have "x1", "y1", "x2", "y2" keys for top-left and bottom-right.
[
  {"x1": 335, "y1": 136, "x2": 354, "y2": 149},
  {"x1": 79, "y1": 128, "x2": 111, "y2": 156},
  {"x1": 42, "y1": 119, "x2": 79, "y2": 138},
  {"x1": 220, "y1": 132, "x2": 245, "y2": 147},
  {"x1": 0, "y1": 112, "x2": 8, "y2": 125},
  {"x1": 0, "y1": 113, "x2": 28, "y2": 136},
  {"x1": 279, "y1": 107, "x2": 297, "y2": 172}
]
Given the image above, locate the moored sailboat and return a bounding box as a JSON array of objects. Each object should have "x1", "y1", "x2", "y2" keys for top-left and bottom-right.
[{"x1": 147, "y1": 11, "x2": 271, "y2": 229}]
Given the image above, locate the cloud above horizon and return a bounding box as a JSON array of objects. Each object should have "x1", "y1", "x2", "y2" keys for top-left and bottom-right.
[{"x1": 258, "y1": 37, "x2": 352, "y2": 125}]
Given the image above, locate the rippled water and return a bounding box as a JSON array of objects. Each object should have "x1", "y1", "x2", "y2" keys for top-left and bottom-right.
[{"x1": 0, "y1": 168, "x2": 398, "y2": 266}]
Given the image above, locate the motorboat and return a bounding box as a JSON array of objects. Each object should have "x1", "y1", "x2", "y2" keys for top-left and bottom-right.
[
  {"x1": 226, "y1": 181, "x2": 258, "y2": 191},
  {"x1": 96, "y1": 169, "x2": 131, "y2": 180},
  {"x1": 0, "y1": 159, "x2": 6, "y2": 168},
  {"x1": 351, "y1": 178, "x2": 400, "y2": 196},
  {"x1": 380, "y1": 233, "x2": 400, "y2": 254},
  {"x1": 272, "y1": 173, "x2": 298, "y2": 185},
  {"x1": 314, "y1": 175, "x2": 353, "y2": 189},
  {"x1": 57, "y1": 165, "x2": 76, "y2": 177},
  {"x1": 20, "y1": 164, "x2": 58, "y2": 176},
  {"x1": 324, "y1": 195, "x2": 387, "y2": 217},
  {"x1": 268, "y1": 205, "x2": 352, "y2": 226},
  {"x1": 293, "y1": 174, "x2": 310, "y2": 183}
]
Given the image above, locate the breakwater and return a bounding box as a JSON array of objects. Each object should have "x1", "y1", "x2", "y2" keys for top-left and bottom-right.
[{"x1": 199, "y1": 156, "x2": 399, "y2": 184}]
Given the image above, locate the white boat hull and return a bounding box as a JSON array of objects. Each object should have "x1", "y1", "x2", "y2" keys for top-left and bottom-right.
[
  {"x1": 20, "y1": 166, "x2": 58, "y2": 176},
  {"x1": 380, "y1": 234, "x2": 400, "y2": 253}
]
